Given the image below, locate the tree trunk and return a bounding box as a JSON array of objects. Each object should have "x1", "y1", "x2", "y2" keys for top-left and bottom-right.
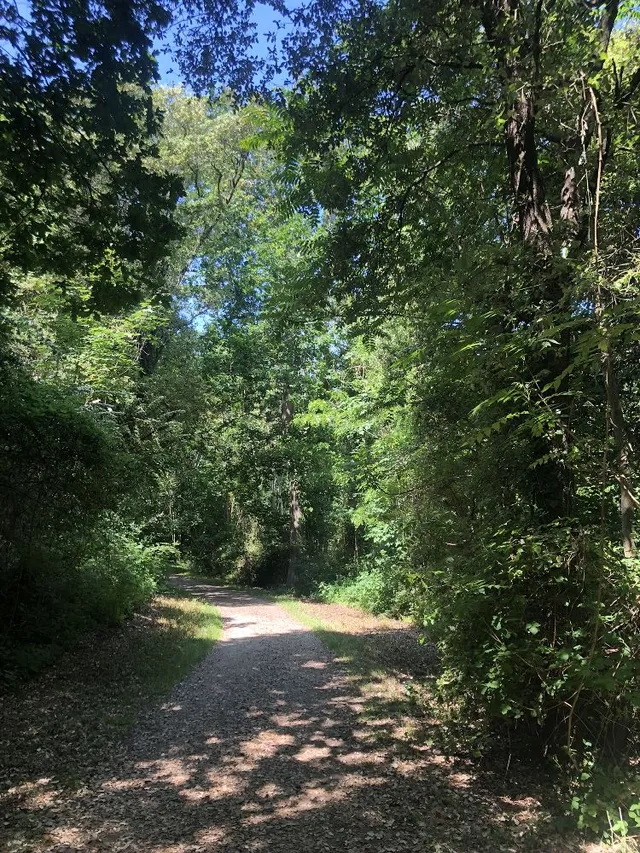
[
  {"x1": 601, "y1": 347, "x2": 636, "y2": 557},
  {"x1": 588, "y1": 82, "x2": 635, "y2": 558},
  {"x1": 287, "y1": 477, "x2": 302, "y2": 586},
  {"x1": 282, "y1": 384, "x2": 303, "y2": 584},
  {"x1": 505, "y1": 89, "x2": 552, "y2": 250}
]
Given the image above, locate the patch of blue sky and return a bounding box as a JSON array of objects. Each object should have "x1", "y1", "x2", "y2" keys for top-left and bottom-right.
[{"x1": 153, "y1": 1, "x2": 297, "y2": 89}]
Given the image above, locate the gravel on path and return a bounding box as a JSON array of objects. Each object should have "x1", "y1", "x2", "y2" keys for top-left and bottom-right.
[{"x1": 5, "y1": 579, "x2": 590, "y2": 853}]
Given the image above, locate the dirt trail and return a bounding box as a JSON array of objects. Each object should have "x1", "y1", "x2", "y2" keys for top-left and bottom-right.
[{"x1": 3, "y1": 580, "x2": 588, "y2": 853}]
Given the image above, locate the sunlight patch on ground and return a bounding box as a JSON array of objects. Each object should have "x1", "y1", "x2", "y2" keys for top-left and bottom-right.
[{"x1": 240, "y1": 730, "x2": 297, "y2": 759}]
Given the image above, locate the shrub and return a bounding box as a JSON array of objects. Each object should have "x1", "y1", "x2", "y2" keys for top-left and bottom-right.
[
  {"x1": 316, "y1": 557, "x2": 413, "y2": 615},
  {"x1": 419, "y1": 521, "x2": 640, "y2": 834},
  {"x1": 78, "y1": 519, "x2": 175, "y2": 625},
  {"x1": 0, "y1": 371, "x2": 169, "y2": 681}
]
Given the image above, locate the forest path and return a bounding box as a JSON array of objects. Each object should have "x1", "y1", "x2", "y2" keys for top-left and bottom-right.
[{"x1": 22, "y1": 578, "x2": 584, "y2": 853}]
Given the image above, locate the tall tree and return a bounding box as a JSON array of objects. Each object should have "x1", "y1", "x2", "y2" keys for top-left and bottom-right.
[{"x1": 0, "y1": 0, "x2": 183, "y2": 308}]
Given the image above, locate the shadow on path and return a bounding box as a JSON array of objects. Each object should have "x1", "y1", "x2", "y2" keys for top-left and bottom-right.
[{"x1": 3, "y1": 579, "x2": 586, "y2": 853}]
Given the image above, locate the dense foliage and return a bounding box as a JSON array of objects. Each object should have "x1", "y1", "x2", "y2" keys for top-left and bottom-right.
[{"x1": 1, "y1": 0, "x2": 639, "y2": 837}]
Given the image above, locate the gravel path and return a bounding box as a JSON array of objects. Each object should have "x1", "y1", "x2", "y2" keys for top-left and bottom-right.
[{"x1": 13, "y1": 580, "x2": 586, "y2": 853}]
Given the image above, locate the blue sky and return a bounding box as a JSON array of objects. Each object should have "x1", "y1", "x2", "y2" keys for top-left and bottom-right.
[{"x1": 154, "y1": 2, "x2": 292, "y2": 87}]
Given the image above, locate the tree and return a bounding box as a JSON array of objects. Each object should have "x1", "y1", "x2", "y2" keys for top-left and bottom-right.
[{"x1": 0, "y1": 0, "x2": 184, "y2": 308}]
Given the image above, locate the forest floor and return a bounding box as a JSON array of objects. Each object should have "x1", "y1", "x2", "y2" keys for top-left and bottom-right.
[{"x1": 0, "y1": 577, "x2": 625, "y2": 853}]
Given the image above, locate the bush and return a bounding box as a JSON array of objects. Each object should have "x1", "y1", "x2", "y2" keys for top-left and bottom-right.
[
  {"x1": 570, "y1": 761, "x2": 640, "y2": 838},
  {"x1": 0, "y1": 370, "x2": 170, "y2": 682},
  {"x1": 78, "y1": 519, "x2": 175, "y2": 625},
  {"x1": 316, "y1": 557, "x2": 413, "y2": 615},
  {"x1": 0, "y1": 517, "x2": 174, "y2": 683},
  {"x1": 419, "y1": 521, "x2": 640, "y2": 834}
]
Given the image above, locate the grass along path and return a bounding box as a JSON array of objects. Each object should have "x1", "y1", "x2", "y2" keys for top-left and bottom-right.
[
  {"x1": 277, "y1": 595, "x2": 436, "y2": 675},
  {"x1": 0, "y1": 590, "x2": 222, "y2": 848}
]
